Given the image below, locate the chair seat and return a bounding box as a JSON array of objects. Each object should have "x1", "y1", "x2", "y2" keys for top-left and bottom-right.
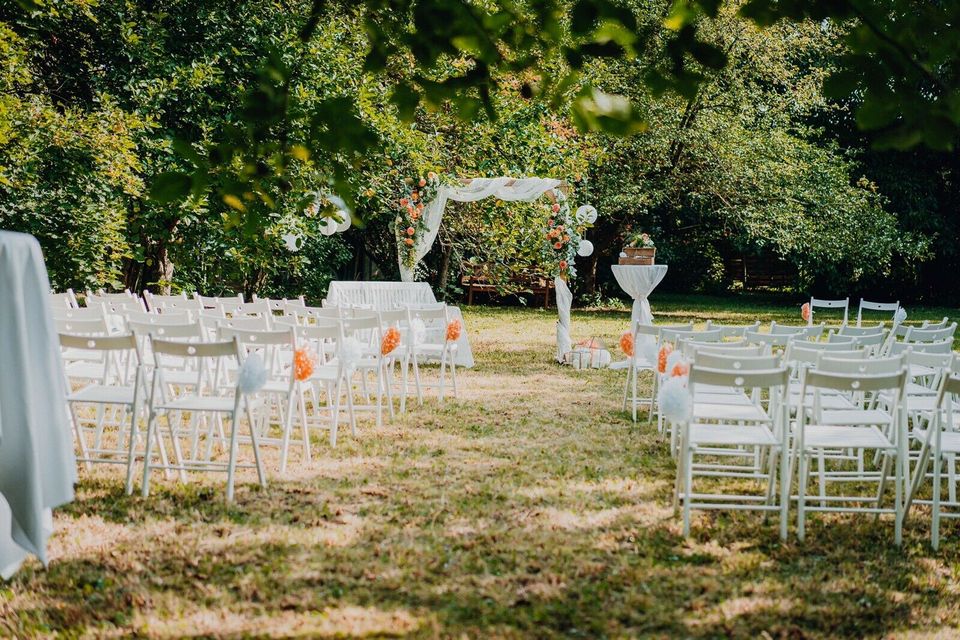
[
  {"x1": 68, "y1": 384, "x2": 137, "y2": 405},
  {"x1": 692, "y1": 392, "x2": 753, "y2": 406},
  {"x1": 64, "y1": 361, "x2": 108, "y2": 381},
  {"x1": 801, "y1": 425, "x2": 894, "y2": 450},
  {"x1": 416, "y1": 342, "x2": 458, "y2": 354},
  {"x1": 913, "y1": 429, "x2": 960, "y2": 454},
  {"x1": 818, "y1": 409, "x2": 892, "y2": 426},
  {"x1": 693, "y1": 402, "x2": 769, "y2": 422},
  {"x1": 689, "y1": 423, "x2": 778, "y2": 447},
  {"x1": 791, "y1": 393, "x2": 856, "y2": 410},
  {"x1": 157, "y1": 395, "x2": 237, "y2": 412},
  {"x1": 910, "y1": 364, "x2": 939, "y2": 378},
  {"x1": 306, "y1": 364, "x2": 342, "y2": 382}
]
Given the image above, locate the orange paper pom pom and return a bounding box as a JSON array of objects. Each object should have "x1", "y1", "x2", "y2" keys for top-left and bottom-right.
[
  {"x1": 446, "y1": 319, "x2": 462, "y2": 342},
  {"x1": 657, "y1": 343, "x2": 674, "y2": 374},
  {"x1": 620, "y1": 331, "x2": 634, "y2": 357},
  {"x1": 381, "y1": 326, "x2": 401, "y2": 356},
  {"x1": 801, "y1": 302, "x2": 811, "y2": 322},
  {"x1": 670, "y1": 361, "x2": 689, "y2": 378},
  {"x1": 294, "y1": 347, "x2": 317, "y2": 381}
]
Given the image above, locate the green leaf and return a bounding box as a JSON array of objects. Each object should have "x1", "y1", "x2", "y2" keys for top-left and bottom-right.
[{"x1": 149, "y1": 172, "x2": 192, "y2": 203}]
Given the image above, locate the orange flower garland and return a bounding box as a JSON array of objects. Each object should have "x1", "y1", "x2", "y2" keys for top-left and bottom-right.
[
  {"x1": 446, "y1": 319, "x2": 462, "y2": 342},
  {"x1": 381, "y1": 327, "x2": 401, "y2": 356},
  {"x1": 657, "y1": 343, "x2": 674, "y2": 374},
  {"x1": 619, "y1": 331, "x2": 634, "y2": 357},
  {"x1": 293, "y1": 346, "x2": 317, "y2": 381}
]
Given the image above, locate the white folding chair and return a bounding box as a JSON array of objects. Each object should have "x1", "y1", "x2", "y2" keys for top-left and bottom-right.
[
  {"x1": 293, "y1": 322, "x2": 357, "y2": 448},
  {"x1": 194, "y1": 293, "x2": 245, "y2": 314},
  {"x1": 49, "y1": 289, "x2": 78, "y2": 309},
  {"x1": 857, "y1": 299, "x2": 900, "y2": 326},
  {"x1": 623, "y1": 322, "x2": 694, "y2": 424},
  {"x1": 906, "y1": 373, "x2": 960, "y2": 549},
  {"x1": 704, "y1": 320, "x2": 760, "y2": 339},
  {"x1": 142, "y1": 337, "x2": 266, "y2": 501},
  {"x1": 790, "y1": 365, "x2": 908, "y2": 544},
  {"x1": 808, "y1": 297, "x2": 849, "y2": 326},
  {"x1": 674, "y1": 363, "x2": 791, "y2": 539},
  {"x1": 406, "y1": 305, "x2": 459, "y2": 405},
  {"x1": 60, "y1": 332, "x2": 148, "y2": 494}
]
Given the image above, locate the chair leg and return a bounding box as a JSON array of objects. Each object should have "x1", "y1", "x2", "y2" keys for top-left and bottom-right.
[
  {"x1": 412, "y1": 356, "x2": 424, "y2": 406},
  {"x1": 225, "y1": 411, "x2": 241, "y2": 503},
  {"x1": 797, "y1": 453, "x2": 808, "y2": 542},
  {"x1": 817, "y1": 449, "x2": 827, "y2": 508},
  {"x1": 279, "y1": 390, "x2": 297, "y2": 475},
  {"x1": 682, "y1": 438, "x2": 693, "y2": 537},
  {"x1": 141, "y1": 410, "x2": 159, "y2": 498},
  {"x1": 68, "y1": 402, "x2": 93, "y2": 471},
  {"x1": 123, "y1": 400, "x2": 141, "y2": 496},
  {"x1": 330, "y1": 379, "x2": 341, "y2": 447},
  {"x1": 894, "y1": 450, "x2": 904, "y2": 546},
  {"x1": 933, "y1": 453, "x2": 942, "y2": 550},
  {"x1": 245, "y1": 400, "x2": 267, "y2": 489},
  {"x1": 779, "y1": 443, "x2": 790, "y2": 541}
]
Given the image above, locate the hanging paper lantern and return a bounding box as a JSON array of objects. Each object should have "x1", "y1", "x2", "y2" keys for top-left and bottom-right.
[
  {"x1": 319, "y1": 216, "x2": 337, "y2": 236},
  {"x1": 577, "y1": 239, "x2": 594, "y2": 257},
  {"x1": 336, "y1": 211, "x2": 351, "y2": 232},
  {"x1": 575, "y1": 204, "x2": 598, "y2": 224}
]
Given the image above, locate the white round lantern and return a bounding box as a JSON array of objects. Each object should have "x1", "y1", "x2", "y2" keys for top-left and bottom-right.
[
  {"x1": 577, "y1": 239, "x2": 594, "y2": 257},
  {"x1": 319, "y1": 216, "x2": 337, "y2": 236},
  {"x1": 576, "y1": 204, "x2": 598, "y2": 224},
  {"x1": 335, "y1": 211, "x2": 351, "y2": 232}
]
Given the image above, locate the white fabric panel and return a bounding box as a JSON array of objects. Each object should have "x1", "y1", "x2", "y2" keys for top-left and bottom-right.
[
  {"x1": 324, "y1": 281, "x2": 474, "y2": 367},
  {"x1": 555, "y1": 276, "x2": 573, "y2": 362},
  {"x1": 0, "y1": 231, "x2": 76, "y2": 577}
]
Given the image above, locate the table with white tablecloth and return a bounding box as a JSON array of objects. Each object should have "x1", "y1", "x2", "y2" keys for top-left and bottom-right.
[
  {"x1": 612, "y1": 264, "x2": 668, "y2": 328},
  {"x1": 323, "y1": 281, "x2": 474, "y2": 368}
]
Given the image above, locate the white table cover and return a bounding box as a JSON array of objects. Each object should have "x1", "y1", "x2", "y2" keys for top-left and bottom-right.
[
  {"x1": 324, "y1": 281, "x2": 474, "y2": 368},
  {"x1": 0, "y1": 231, "x2": 76, "y2": 578},
  {"x1": 612, "y1": 264, "x2": 668, "y2": 327}
]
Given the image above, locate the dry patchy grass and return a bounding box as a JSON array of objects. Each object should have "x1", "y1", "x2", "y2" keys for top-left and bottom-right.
[{"x1": 4, "y1": 300, "x2": 960, "y2": 638}]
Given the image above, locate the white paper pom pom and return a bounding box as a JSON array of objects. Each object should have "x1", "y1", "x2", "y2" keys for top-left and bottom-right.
[
  {"x1": 894, "y1": 307, "x2": 907, "y2": 324},
  {"x1": 335, "y1": 211, "x2": 351, "y2": 232},
  {"x1": 665, "y1": 350, "x2": 686, "y2": 375},
  {"x1": 319, "y1": 216, "x2": 337, "y2": 236},
  {"x1": 577, "y1": 239, "x2": 594, "y2": 257},
  {"x1": 237, "y1": 354, "x2": 267, "y2": 394},
  {"x1": 282, "y1": 233, "x2": 300, "y2": 252},
  {"x1": 658, "y1": 376, "x2": 692, "y2": 424},
  {"x1": 639, "y1": 338, "x2": 658, "y2": 364},
  {"x1": 339, "y1": 337, "x2": 363, "y2": 371}
]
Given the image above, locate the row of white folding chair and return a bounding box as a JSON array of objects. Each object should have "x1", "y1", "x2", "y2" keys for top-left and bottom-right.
[
  {"x1": 807, "y1": 297, "x2": 901, "y2": 327},
  {"x1": 677, "y1": 352, "x2": 911, "y2": 543},
  {"x1": 49, "y1": 289, "x2": 79, "y2": 309}
]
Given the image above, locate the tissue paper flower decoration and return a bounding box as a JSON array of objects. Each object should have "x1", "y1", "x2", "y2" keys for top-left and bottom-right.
[
  {"x1": 381, "y1": 327, "x2": 401, "y2": 355},
  {"x1": 657, "y1": 343, "x2": 674, "y2": 374},
  {"x1": 293, "y1": 347, "x2": 317, "y2": 381},
  {"x1": 619, "y1": 331, "x2": 634, "y2": 357},
  {"x1": 339, "y1": 337, "x2": 363, "y2": 371},
  {"x1": 237, "y1": 354, "x2": 267, "y2": 394},
  {"x1": 446, "y1": 319, "x2": 462, "y2": 342},
  {"x1": 659, "y1": 376, "x2": 692, "y2": 424},
  {"x1": 801, "y1": 302, "x2": 811, "y2": 322},
  {"x1": 670, "y1": 361, "x2": 690, "y2": 378}
]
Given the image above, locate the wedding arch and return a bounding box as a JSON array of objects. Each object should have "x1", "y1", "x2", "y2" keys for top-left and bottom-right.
[{"x1": 393, "y1": 176, "x2": 598, "y2": 363}]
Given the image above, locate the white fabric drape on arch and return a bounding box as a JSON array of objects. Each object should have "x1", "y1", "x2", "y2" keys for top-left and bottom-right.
[
  {"x1": 398, "y1": 177, "x2": 562, "y2": 282},
  {"x1": 396, "y1": 177, "x2": 572, "y2": 363},
  {"x1": 0, "y1": 231, "x2": 76, "y2": 578}
]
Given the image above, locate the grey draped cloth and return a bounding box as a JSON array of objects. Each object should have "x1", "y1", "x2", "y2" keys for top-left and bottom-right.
[{"x1": 0, "y1": 231, "x2": 75, "y2": 578}]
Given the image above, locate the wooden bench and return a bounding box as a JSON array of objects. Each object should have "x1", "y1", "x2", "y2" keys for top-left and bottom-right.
[{"x1": 461, "y1": 267, "x2": 554, "y2": 308}]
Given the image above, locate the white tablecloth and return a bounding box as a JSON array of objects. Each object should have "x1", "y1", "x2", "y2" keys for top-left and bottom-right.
[
  {"x1": 0, "y1": 231, "x2": 76, "y2": 578},
  {"x1": 612, "y1": 264, "x2": 668, "y2": 328},
  {"x1": 324, "y1": 281, "x2": 474, "y2": 368}
]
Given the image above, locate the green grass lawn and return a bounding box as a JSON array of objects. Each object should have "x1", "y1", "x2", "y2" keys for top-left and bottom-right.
[{"x1": 3, "y1": 297, "x2": 960, "y2": 638}]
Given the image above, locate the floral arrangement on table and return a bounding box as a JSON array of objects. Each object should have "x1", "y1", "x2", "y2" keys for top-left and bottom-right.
[
  {"x1": 626, "y1": 231, "x2": 655, "y2": 248},
  {"x1": 396, "y1": 172, "x2": 442, "y2": 270},
  {"x1": 544, "y1": 194, "x2": 590, "y2": 279},
  {"x1": 620, "y1": 229, "x2": 657, "y2": 265}
]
